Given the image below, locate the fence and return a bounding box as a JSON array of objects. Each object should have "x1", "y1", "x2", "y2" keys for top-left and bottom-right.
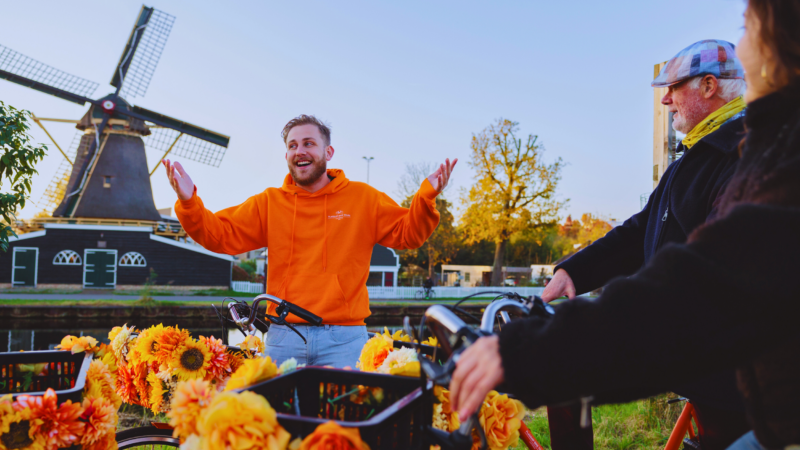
[
  {"x1": 231, "y1": 281, "x2": 265, "y2": 294},
  {"x1": 366, "y1": 286, "x2": 545, "y2": 299}
]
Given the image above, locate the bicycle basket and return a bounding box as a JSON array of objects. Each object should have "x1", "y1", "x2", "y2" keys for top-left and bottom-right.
[
  {"x1": 0, "y1": 350, "x2": 92, "y2": 403},
  {"x1": 243, "y1": 367, "x2": 432, "y2": 449}
]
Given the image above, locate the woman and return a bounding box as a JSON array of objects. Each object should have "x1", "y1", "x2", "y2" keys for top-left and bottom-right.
[{"x1": 449, "y1": 1, "x2": 800, "y2": 448}]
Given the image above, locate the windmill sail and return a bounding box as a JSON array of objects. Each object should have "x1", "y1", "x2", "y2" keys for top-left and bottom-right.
[
  {"x1": 0, "y1": 45, "x2": 98, "y2": 104},
  {"x1": 35, "y1": 133, "x2": 82, "y2": 215}
]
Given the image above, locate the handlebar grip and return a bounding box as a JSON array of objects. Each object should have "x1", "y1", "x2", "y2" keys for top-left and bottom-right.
[{"x1": 284, "y1": 302, "x2": 323, "y2": 326}]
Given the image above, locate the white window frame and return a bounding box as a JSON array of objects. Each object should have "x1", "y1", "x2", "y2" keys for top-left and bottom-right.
[
  {"x1": 83, "y1": 249, "x2": 118, "y2": 288},
  {"x1": 53, "y1": 250, "x2": 82, "y2": 266},
  {"x1": 12, "y1": 247, "x2": 39, "y2": 287},
  {"x1": 118, "y1": 252, "x2": 147, "y2": 267}
]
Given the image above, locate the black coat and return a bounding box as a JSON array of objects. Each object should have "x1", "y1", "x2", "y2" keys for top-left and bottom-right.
[
  {"x1": 498, "y1": 85, "x2": 800, "y2": 446},
  {"x1": 556, "y1": 117, "x2": 743, "y2": 295}
]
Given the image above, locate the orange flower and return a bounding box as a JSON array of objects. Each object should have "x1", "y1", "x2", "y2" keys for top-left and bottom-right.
[
  {"x1": 297, "y1": 421, "x2": 370, "y2": 450},
  {"x1": 167, "y1": 379, "x2": 215, "y2": 440},
  {"x1": 154, "y1": 326, "x2": 191, "y2": 365},
  {"x1": 85, "y1": 360, "x2": 122, "y2": 410},
  {"x1": 241, "y1": 335, "x2": 265, "y2": 354},
  {"x1": 79, "y1": 396, "x2": 117, "y2": 448},
  {"x1": 55, "y1": 335, "x2": 98, "y2": 354},
  {"x1": 471, "y1": 391, "x2": 526, "y2": 450},
  {"x1": 196, "y1": 391, "x2": 291, "y2": 450},
  {"x1": 224, "y1": 357, "x2": 278, "y2": 391},
  {"x1": 432, "y1": 386, "x2": 459, "y2": 433},
  {"x1": 134, "y1": 324, "x2": 165, "y2": 364},
  {"x1": 199, "y1": 335, "x2": 231, "y2": 383},
  {"x1": 356, "y1": 335, "x2": 393, "y2": 372},
  {"x1": 132, "y1": 362, "x2": 153, "y2": 408},
  {"x1": 115, "y1": 364, "x2": 139, "y2": 406},
  {"x1": 15, "y1": 388, "x2": 84, "y2": 450},
  {"x1": 82, "y1": 432, "x2": 118, "y2": 450},
  {"x1": 228, "y1": 351, "x2": 246, "y2": 375},
  {"x1": 0, "y1": 405, "x2": 46, "y2": 450}
]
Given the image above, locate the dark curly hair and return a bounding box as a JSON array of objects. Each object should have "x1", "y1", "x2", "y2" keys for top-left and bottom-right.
[{"x1": 280, "y1": 115, "x2": 331, "y2": 147}]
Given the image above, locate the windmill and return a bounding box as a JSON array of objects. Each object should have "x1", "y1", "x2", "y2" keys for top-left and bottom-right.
[{"x1": 0, "y1": 6, "x2": 229, "y2": 223}]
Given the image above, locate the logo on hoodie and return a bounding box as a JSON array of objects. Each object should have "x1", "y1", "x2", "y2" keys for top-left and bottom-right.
[{"x1": 328, "y1": 210, "x2": 351, "y2": 221}]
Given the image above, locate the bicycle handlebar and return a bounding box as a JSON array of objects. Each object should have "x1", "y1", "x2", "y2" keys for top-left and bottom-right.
[{"x1": 249, "y1": 294, "x2": 323, "y2": 326}]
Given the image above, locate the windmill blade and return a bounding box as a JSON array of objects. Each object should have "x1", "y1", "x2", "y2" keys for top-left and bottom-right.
[
  {"x1": 35, "y1": 132, "x2": 83, "y2": 214},
  {"x1": 0, "y1": 45, "x2": 98, "y2": 105},
  {"x1": 144, "y1": 127, "x2": 228, "y2": 169},
  {"x1": 110, "y1": 6, "x2": 175, "y2": 100},
  {"x1": 127, "y1": 105, "x2": 229, "y2": 147}
]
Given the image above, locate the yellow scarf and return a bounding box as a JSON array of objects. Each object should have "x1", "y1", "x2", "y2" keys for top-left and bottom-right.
[{"x1": 681, "y1": 96, "x2": 746, "y2": 149}]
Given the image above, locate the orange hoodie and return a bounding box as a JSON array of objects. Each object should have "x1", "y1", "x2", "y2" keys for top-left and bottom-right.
[{"x1": 174, "y1": 169, "x2": 440, "y2": 325}]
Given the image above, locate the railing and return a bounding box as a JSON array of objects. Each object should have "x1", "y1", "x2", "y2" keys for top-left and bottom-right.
[
  {"x1": 13, "y1": 217, "x2": 186, "y2": 238},
  {"x1": 231, "y1": 281, "x2": 265, "y2": 294},
  {"x1": 366, "y1": 286, "x2": 545, "y2": 299}
]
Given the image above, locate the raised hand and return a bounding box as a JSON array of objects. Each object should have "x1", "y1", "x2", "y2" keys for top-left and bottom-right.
[
  {"x1": 162, "y1": 159, "x2": 195, "y2": 201},
  {"x1": 541, "y1": 269, "x2": 577, "y2": 303},
  {"x1": 426, "y1": 158, "x2": 458, "y2": 193}
]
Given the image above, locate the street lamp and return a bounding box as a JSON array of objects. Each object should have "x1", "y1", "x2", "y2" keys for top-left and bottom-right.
[{"x1": 362, "y1": 156, "x2": 374, "y2": 185}]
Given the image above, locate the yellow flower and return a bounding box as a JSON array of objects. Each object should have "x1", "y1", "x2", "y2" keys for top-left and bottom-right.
[
  {"x1": 472, "y1": 391, "x2": 526, "y2": 450},
  {"x1": 296, "y1": 421, "x2": 370, "y2": 450},
  {"x1": 224, "y1": 357, "x2": 278, "y2": 391},
  {"x1": 356, "y1": 334, "x2": 393, "y2": 372},
  {"x1": 167, "y1": 379, "x2": 216, "y2": 440},
  {"x1": 196, "y1": 391, "x2": 291, "y2": 450},
  {"x1": 85, "y1": 359, "x2": 122, "y2": 410},
  {"x1": 389, "y1": 361, "x2": 420, "y2": 377},
  {"x1": 79, "y1": 396, "x2": 117, "y2": 449},
  {"x1": 421, "y1": 336, "x2": 439, "y2": 347},
  {"x1": 381, "y1": 327, "x2": 411, "y2": 343},
  {"x1": 377, "y1": 347, "x2": 418, "y2": 375},
  {"x1": 134, "y1": 324, "x2": 165, "y2": 364},
  {"x1": 169, "y1": 340, "x2": 212, "y2": 381},
  {"x1": 55, "y1": 335, "x2": 98, "y2": 354},
  {"x1": 432, "y1": 386, "x2": 460, "y2": 433},
  {"x1": 147, "y1": 371, "x2": 170, "y2": 414},
  {"x1": 241, "y1": 335, "x2": 265, "y2": 354},
  {"x1": 155, "y1": 326, "x2": 192, "y2": 365},
  {"x1": 110, "y1": 324, "x2": 137, "y2": 366},
  {"x1": 0, "y1": 407, "x2": 46, "y2": 450}
]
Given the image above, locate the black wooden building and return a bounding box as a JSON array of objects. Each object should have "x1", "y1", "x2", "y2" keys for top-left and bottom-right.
[{"x1": 0, "y1": 222, "x2": 233, "y2": 290}]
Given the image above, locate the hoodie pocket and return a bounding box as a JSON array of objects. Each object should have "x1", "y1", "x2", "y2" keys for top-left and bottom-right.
[{"x1": 285, "y1": 273, "x2": 348, "y2": 322}]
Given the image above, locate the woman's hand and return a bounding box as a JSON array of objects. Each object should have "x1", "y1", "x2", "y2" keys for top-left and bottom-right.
[
  {"x1": 449, "y1": 335, "x2": 505, "y2": 419},
  {"x1": 162, "y1": 159, "x2": 195, "y2": 201}
]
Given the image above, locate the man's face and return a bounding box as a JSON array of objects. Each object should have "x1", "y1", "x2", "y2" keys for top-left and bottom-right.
[
  {"x1": 285, "y1": 124, "x2": 331, "y2": 186},
  {"x1": 661, "y1": 77, "x2": 713, "y2": 134}
]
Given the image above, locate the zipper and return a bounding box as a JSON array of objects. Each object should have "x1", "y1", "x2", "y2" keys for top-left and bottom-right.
[{"x1": 662, "y1": 208, "x2": 668, "y2": 222}]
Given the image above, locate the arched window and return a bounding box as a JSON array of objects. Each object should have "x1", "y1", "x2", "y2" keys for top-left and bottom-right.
[
  {"x1": 53, "y1": 250, "x2": 82, "y2": 265},
  {"x1": 119, "y1": 252, "x2": 147, "y2": 267}
]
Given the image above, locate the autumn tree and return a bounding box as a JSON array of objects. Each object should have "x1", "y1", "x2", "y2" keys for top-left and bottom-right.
[
  {"x1": 0, "y1": 102, "x2": 47, "y2": 251},
  {"x1": 460, "y1": 118, "x2": 565, "y2": 286},
  {"x1": 400, "y1": 196, "x2": 459, "y2": 279}
]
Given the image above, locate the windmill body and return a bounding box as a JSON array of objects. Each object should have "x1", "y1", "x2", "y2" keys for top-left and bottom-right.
[{"x1": 0, "y1": 6, "x2": 238, "y2": 291}]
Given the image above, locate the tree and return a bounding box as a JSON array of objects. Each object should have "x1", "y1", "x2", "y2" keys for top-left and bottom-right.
[
  {"x1": 395, "y1": 161, "x2": 452, "y2": 201},
  {"x1": 0, "y1": 102, "x2": 47, "y2": 252},
  {"x1": 460, "y1": 118, "x2": 565, "y2": 286},
  {"x1": 558, "y1": 213, "x2": 613, "y2": 250},
  {"x1": 399, "y1": 196, "x2": 459, "y2": 280}
]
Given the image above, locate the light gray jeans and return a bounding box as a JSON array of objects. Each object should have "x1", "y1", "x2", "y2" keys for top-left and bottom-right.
[
  {"x1": 264, "y1": 324, "x2": 368, "y2": 369},
  {"x1": 725, "y1": 431, "x2": 791, "y2": 450}
]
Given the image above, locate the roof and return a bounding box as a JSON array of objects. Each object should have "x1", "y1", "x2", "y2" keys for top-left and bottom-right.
[{"x1": 370, "y1": 244, "x2": 399, "y2": 267}]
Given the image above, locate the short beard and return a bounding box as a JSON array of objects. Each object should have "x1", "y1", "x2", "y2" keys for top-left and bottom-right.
[
  {"x1": 672, "y1": 95, "x2": 710, "y2": 134},
  {"x1": 289, "y1": 157, "x2": 327, "y2": 187}
]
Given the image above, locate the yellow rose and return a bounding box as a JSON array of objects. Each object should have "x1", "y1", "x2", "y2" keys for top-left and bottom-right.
[
  {"x1": 224, "y1": 357, "x2": 278, "y2": 391},
  {"x1": 297, "y1": 421, "x2": 370, "y2": 450},
  {"x1": 472, "y1": 391, "x2": 526, "y2": 450},
  {"x1": 196, "y1": 391, "x2": 291, "y2": 450}
]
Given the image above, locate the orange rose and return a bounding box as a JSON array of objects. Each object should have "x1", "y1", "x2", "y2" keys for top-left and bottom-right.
[
  {"x1": 356, "y1": 335, "x2": 393, "y2": 372},
  {"x1": 298, "y1": 421, "x2": 370, "y2": 450},
  {"x1": 471, "y1": 391, "x2": 526, "y2": 450}
]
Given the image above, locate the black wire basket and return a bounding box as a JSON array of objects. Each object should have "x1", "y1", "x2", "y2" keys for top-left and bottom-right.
[
  {"x1": 242, "y1": 367, "x2": 432, "y2": 449},
  {"x1": 0, "y1": 350, "x2": 92, "y2": 403}
]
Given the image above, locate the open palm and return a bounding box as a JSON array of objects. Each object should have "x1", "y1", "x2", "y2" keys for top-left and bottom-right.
[
  {"x1": 427, "y1": 158, "x2": 458, "y2": 193},
  {"x1": 162, "y1": 159, "x2": 195, "y2": 201}
]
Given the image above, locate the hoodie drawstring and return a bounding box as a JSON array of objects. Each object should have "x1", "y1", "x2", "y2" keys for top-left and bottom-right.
[
  {"x1": 323, "y1": 195, "x2": 328, "y2": 272},
  {"x1": 278, "y1": 194, "x2": 299, "y2": 296}
]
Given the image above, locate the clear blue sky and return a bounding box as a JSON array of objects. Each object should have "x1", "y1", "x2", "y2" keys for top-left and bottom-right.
[{"x1": 1, "y1": 0, "x2": 746, "y2": 222}]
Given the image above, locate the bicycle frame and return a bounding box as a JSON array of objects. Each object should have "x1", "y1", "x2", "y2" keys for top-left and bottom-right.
[{"x1": 664, "y1": 400, "x2": 703, "y2": 450}]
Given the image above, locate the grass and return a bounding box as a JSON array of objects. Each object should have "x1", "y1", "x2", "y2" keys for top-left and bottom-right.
[
  {"x1": 0, "y1": 299, "x2": 205, "y2": 306},
  {"x1": 512, "y1": 394, "x2": 685, "y2": 450}
]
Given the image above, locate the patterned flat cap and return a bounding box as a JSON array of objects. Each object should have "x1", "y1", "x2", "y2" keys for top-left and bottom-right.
[{"x1": 652, "y1": 39, "x2": 744, "y2": 87}]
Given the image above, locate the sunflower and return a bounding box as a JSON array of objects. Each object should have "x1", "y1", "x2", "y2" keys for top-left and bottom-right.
[
  {"x1": 167, "y1": 379, "x2": 216, "y2": 440},
  {"x1": 79, "y1": 396, "x2": 117, "y2": 449},
  {"x1": 227, "y1": 351, "x2": 246, "y2": 375},
  {"x1": 169, "y1": 340, "x2": 212, "y2": 381},
  {"x1": 356, "y1": 334, "x2": 393, "y2": 372},
  {"x1": 134, "y1": 324, "x2": 165, "y2": 365},
  {"x1": 14, "y1": 389, "x2": 84, "y2": 450},
  {"x1": 147, "y1": 372, "x2": 171, "y2": 414},
  {"x1": 85, "y1": 360, "x2": 122, "y2": 410},
  {"x1": 0, "y1": 407, "x2": 45, "y2": 450},
  {"x1": 198, "y1": 336, "x2": 230, "y2": 383},
  {"x1": 196, "y1": 391, "x2": 290, "y2": 450},
  {"x1": 224, "y1": 357, "x2": 278, "y2": 391},
  {"x1": 155, "y1": 326, "x2": 192, "y2": 365}
]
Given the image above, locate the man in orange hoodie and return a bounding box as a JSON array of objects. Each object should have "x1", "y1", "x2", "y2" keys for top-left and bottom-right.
[{"x1": 163, "y1": 114, "x2": 457, "y2": 368}]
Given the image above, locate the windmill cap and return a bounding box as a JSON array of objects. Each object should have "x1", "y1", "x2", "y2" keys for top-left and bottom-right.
[{"x1": 652, "y1": 39, "x2": 744, "y2": 88}]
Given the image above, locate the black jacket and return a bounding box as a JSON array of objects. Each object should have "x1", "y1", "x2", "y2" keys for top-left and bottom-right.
[
  {"x1": 499, "y1": 85, "x2": 800, "y2": 446},
  {"x1": 557, "y1": 117, "x2": 743, "y2": 295}
]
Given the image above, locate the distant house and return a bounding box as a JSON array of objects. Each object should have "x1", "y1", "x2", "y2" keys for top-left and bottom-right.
[
  {"x1": 366, "y1": 245, "x2": 400, "y2": 287},
  {"x1": 440, "y1": 265, "x2": 532, "y2": 287}
]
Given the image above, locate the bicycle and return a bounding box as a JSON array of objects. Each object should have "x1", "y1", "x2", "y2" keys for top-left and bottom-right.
[
  {"x1": 415, "y1": 287, "x2": 437, "y2": 300},
  {"x1": 402, "y1": 293, "x2": 555, "y2": 450},
  {"x1": 115, "y1": 293, "x2": 323, "y2": 448}
]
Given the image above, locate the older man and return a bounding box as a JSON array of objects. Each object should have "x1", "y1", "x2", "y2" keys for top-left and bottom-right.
[{"x1": 540, "y1": 40, "x2": 749, "y2": 449}]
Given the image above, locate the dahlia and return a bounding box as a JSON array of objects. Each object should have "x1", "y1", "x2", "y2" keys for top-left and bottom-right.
[
  {"x1": 79, "y1": 396, "x2": 117, "y2": 448},
  {"x1": 224, "y1": 357, "x2": 278, "y2": 391},
  {"x1": 134, "y1": 324, "x2": 165, "y2": 364},
  {"x1": 154, "y1": 326, "x2": 191, "y2": 365},
  {"x1": 85, "y1": 360, "x2": 122, "y2": 409},
  {"x1": 167, "y1": 379, "x2": 215, "y2": 440},
  {"x1": 116, "y1": 363, "x2": 139, "y2": 406},
  {"x1": 196, "y1": 391, "x2": 290, "y2": 450},
  {"x1": 198, "y1": 336, "x2": 230, "y2": 383},
  {"x1": 14, "y1": 389, "x2": 84, "y2": 450}
]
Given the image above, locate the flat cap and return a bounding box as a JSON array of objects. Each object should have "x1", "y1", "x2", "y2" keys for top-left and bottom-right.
[{"x1": 652, "y1": 39, "x2": 744, "y2": 87}]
